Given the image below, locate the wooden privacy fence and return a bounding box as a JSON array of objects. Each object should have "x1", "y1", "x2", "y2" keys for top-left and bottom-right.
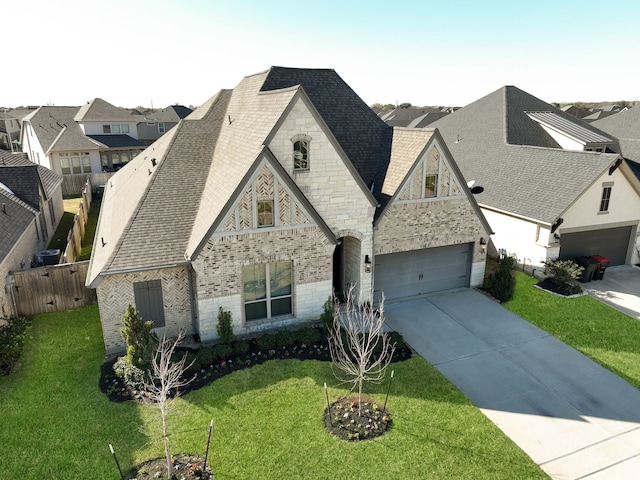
[
  {"x1": 61, "y1": 172, "x2": 114, "y2": 196},
  {"x1": 9, "y1": 261, "x2": 96, "y2": 316},
  {"x1": 62, "y1": 179, "x2": 93, "y2": 263}
]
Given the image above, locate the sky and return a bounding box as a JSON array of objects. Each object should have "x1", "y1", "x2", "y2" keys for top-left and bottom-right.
[{"x1": 4, "y1": 0, "x2": 640, "y2": 109}]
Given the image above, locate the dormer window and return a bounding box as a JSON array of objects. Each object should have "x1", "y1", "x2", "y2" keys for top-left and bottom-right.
[{"x1": 292, "y1": 134, "x2": 311, "y2": 170}]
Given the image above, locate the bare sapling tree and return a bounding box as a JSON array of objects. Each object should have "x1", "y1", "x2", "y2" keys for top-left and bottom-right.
[
  {"x1": 143, "y1": 332, "x2": 195, "y2": 479},
  {"x1": 327, "y1": 287, "x2": 396, "y2": 415}
]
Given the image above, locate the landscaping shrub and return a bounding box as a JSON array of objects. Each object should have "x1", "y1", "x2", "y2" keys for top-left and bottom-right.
[
  {"x1": 295, "y1": 326, "x2": 322, "y2": 345},
  {"x1": 275, "y1": 329, "x2": 297, "y2": 348},
  {"x1": 320, "y1": 296, "x2": 334, "y2": 331},
  {"x1": 196, "y1": 346, "x2": 217, "y2": 368},
  {"x1": 216, "y1": 307, "x2": 234, "y2": 344},
  {"x1": 120, "y1": 304, "x2": 157, "y2": 367},
  {"x1": 486, "y1": 255, "x2": 515, "y2": 302},
  {"x1": 113, "y1": 356, "x2": 146, "y2": 391},
  {"x1": 255, "y1": 333, "x2": 277, "y2": 351},
  {"x1": 232, "y1": 339, "x2": 250, "y2": 355},
  {"x1": 211, "y1": 343, "x2": 232, "y2": 361},
  {"x1": 0, "y1": 316, "x2": 30, "y2": 375},
  {"x1": 543, "y1": 258, "x2": 584, "y2": 295}
]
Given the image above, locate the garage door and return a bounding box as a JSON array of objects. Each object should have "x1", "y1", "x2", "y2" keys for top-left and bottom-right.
[
  {"x1": 560, "y1": 226, "x2": 632, "y2": 266},
  {"x1": 374, "y1": 243, "x2": 472, "y2": 301}
]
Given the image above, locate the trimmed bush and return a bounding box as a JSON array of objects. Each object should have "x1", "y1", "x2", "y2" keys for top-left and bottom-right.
[
  {"x1": 255, "y1": 333, "x2": 277, "y2": 351},
  {"x1": 296, "y1": 326, "x2": 322, "y2": 345},
  {"x1": 113, "y1": 356, "x2": 146, "y2": 391},
  {"x1": 486, "y1": 255, "x2": 515, "y2": 302},
  {"x1": 120, "y1": 304, "x2": 157, "y2": 367},
  {"x1": 275, "y1": 329, "x2": 297, "y2": 348},
  {"x1": 211, "y1": 343, "x2": 232, "y2": 361},
  {"x1": 0, "y1": 316, "x2": 30, "y2": 375},
  {"x1": 320, "y1": 297, "x2": 334, "y2": 331},
  {"x1": 216, "y1": 307, "x2": 234, "y2": 344},
  {"x1": 233, "y1": 339, "x2": 250, "y2": 355},
  {"x1": 544, "y1": 258, "x2": 584, "y2": 295}
]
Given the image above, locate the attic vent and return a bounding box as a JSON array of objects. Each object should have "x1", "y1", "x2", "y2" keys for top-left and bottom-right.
[
  {"x1": 151, "y1": 158, "x2": 157, "y2": 167},
  {"x1": 2, "y1": 203, "x2": 5, "y2": 214}
]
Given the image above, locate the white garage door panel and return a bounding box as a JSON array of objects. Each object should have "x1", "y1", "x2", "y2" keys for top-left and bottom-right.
[{"x1": 375, "y1": 243, "x2": 472, "y2": 300}]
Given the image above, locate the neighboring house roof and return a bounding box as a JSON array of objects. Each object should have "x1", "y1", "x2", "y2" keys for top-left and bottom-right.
[
  {"x1": 525, "y1": 111, "x2": 612, "y2": 144},
  {"x1": 145, "y1": 105, "x2": 193, "y2": 123},
  {"x1": 0, "y1": 150, "x2": 62, "y2": 205},
  {"x1": 23, "y1": 106, "x2": 100, "y2": 154},
  {"x1": 74, "y1": 98, "x2": 134, "y2": 122},
  {"x1": 593, "y1": 106, "x2": 640, "y2": 180},
  {"x1": 379, "y1": 107, "x2": 441, "y2": 127},
  {"x1": 429, "y1": 86, "x2": 620, "y2": 224},
  {"x1": 0, "y1": 187, "x2": 37, "y2": 262},
  {"x1": 86, "y1": 134, "x2": 146, "y2": 148},
  {"x1": 406, "y1": 111, "x2": 450, "y2": 128}
]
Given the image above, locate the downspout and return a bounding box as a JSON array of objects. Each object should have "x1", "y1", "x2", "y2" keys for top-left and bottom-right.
[{"x1": 187, "y1": 263, "x2": 199, "y2": 342}]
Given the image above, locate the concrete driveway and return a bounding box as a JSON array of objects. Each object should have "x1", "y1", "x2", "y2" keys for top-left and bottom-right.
[
  {"x1": 384, "y1": 289, "x2": 640, "y2": 480},
  {"x1": 582, "y1": 265, "x2": 640, "y2": 320}
]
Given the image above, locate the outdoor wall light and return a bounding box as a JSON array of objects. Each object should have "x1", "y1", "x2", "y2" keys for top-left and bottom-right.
[
  {"x1": 479, "y1": 237, "x2": 487, "y2": 252},
  {"x1": 364, "y1": 255, "x2": 372, "y2": 273}
]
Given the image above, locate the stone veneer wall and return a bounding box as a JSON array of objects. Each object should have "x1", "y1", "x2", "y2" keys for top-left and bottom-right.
[
  {"x1": 375, "y1": 198, "x2": 488, "y2": 285},
  {"x1": 96, "y1": 266, "x2": 192, "y2": 354},
  {"x1": 194, "y1": 226, "x2": 335, "y2": 341}
]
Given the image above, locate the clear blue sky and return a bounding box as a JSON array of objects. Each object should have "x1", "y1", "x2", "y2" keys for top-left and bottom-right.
[{"x1": 4, "y1": 0, "x2": 639, "y2": 109}]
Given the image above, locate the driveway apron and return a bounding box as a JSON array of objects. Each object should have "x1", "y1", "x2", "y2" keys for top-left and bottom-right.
[
  {"x1": 384, "y1": 289, "x2": 640, "y2": 479},
  {"x1": 582, "y1": 265, "x2": 640, "y2": 320}
]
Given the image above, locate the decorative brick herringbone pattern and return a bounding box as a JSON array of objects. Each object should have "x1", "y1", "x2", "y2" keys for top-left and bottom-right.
[
  {"x1": 239, "y1": 188, "x2": 252, "y2": 229},
  {"x1": 278, "y1": 184, "x2": 291, "y2": 225},
  {"x1": 256, "y1": 165, "x2": 273, "y2": 198},
  {"x1": 295, "y1": 203, "x2": 309, "y2": 224},
  {"x1": 440, "y1": 163, "x2": 451, "y2": 197}
]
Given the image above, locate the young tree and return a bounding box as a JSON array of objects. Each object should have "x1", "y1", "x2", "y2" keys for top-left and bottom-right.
[
  {"x1": 327, "y1": 288, "x2": 396, "y2": 415},
  {"x1": 142, "y1": 333, "x2": 195, "y2": 479}
]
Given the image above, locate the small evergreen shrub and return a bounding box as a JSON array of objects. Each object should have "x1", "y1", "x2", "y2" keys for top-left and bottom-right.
[
  {"x1": 216, "y1": 307, "x2": 234, "y2": 344},
  {"x1": 196, "y1": 346, "x2": 217, "y2": 367},
  {"x1": 486, "y1": 255, "x2": 515, "y2": 302},
  {"x1": 211, "y1": 343, "x2": 232, "y2": 361},
  {"x1": 120, "y1": 304, "x2": 157, "y2": 367},
  {"x1": 232, "y1": 339, "x2": 250, "y2": 355},
  {"x1": 114, "y1": 356, "x2": 146, "y2": 391},
  {"x1": 255, "y1": 333, "x2": 277, "y2": 351},
  {"x1": 0, "y1": 316, "x2": 30, "y2": 375},
  {"x1": 544, "y1": 258, "x2": 584, "y2": 295},
  {"x1": 295, "y1": 326, "x2": 322, "y2": 345},
  {"x1": 275, "y1": 329, "x2": 297, "y2": 348},
  {"x1": 320, "y1": 296, "x2": 334, "y2": 331}
]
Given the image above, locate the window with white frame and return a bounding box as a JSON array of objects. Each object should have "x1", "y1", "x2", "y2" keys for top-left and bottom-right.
[
  {"x1": 243, "y1": 261, "x2": 292, "y2": 321},
  {"x1": 158, "y1": 122, "x2": 165, "y2": 134},
  {"x1": 600, "y1": 184, "x2": 613, "y2": 212},
  {"x1": 292, "y1": 134, "x2": 311, "y2": 170},
  {"x1": 59, "y1": 152, "x2": 91, "y2": 175},
  {"x1": 257, "y1": 200, "x2": 274, "y2": 227}
]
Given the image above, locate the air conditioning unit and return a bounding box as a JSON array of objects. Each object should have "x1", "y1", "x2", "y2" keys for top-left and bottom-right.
[{"x1": 37, "y1": 249, "x2": 60, "y2": 266}]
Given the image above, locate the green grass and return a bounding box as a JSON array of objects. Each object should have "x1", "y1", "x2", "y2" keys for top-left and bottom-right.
[
  {"x1": 504, "y1": 271, "x2": 640, "y2": 389},
  {"x1": 47, "y1": 197, "x2": 82, "y2": 252},
  {"x1": 79, "y1": 196, "x2": 101, "y2": 260},
  {"x1": 0, "y1": 306, "x2": 547, "y2": 479}
]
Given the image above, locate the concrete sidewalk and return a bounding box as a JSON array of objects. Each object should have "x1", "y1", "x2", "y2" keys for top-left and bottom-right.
[
  {"x1": 582, "y1": 265, "x2": 640, "y2": 320},
  {"x1": 384, "y1": 289, "x2": 640, "y2": 479}
]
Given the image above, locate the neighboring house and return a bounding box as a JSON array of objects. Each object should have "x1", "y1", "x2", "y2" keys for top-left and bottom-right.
[
  {"x1": 87, "y1": 67, "x2": 492, "y2": 354},
  {"x1": 378, "y1": 106, "x2": 451, "y2": 127},
  {"x1": 20, "y1": 98, "x2": 146, "y2": 177},
  {"x1": 0, "y1": 110, "x2": 22, "y2": 151},
  {"x1": 429, "y1": 86, "x2": 640, "y2": 269},
  {"x1": 593, "y1": 106, "x2": 640, "y2": 182},
  {"x1": 136, "y1": 105, "x2": 193, "y2": 144},
  {"x1": 0, "y1": 150, "x2": 64, "y2": 316}
]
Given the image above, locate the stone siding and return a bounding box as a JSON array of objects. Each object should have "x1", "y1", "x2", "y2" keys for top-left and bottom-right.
[
  {"x1": 193, "y1": 226, "x2": 334, "y2": 340},
  {"x1": 96, "y1": 266, "x2": 192, "y2": 354},
  {"x1": 375, "y1": 198, "x2": 488, "y2": 265}
]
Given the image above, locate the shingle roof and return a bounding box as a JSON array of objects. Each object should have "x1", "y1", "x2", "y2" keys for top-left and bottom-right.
[
  {"x1": 86, "y1": 134, "x2": 146, "y2": 148},
  {"x1": 87, "y1": 71, "x2": 303, "y2": 285},
  {"x1": 429, "y1": 86, "x2": 619, "y2": 223},
  {"x1": 260, "y1": 67, "x2": 392, "y2": 198},
  {"x1": 0, "y1": 187, "x2": 37, "y2": 263},
  {"x1": 74, "y1": 98, "x2": 134, "y2": 122},
  {"x1": 592, "y1": 107, "x2": 640, "y2": 181},
  {"x1": 0, "y1": 150, "x2": 62, "y2": 204},
  {"x1": 146, "y1": 105, "x2": 193, "y2": 122},
  {"x1": 23, "y1": 106, "x2": 100, "y2": 153}
]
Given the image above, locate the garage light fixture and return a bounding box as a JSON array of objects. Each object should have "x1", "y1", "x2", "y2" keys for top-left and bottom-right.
[
  {"x1": 479, "y1": 237, "x2": 487, "y2": 252},
  {"x1": 364, "y1": 255, "x2": 372, "y2": 273}
]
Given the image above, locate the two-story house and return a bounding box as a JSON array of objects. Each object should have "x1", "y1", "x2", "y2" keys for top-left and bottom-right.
[
  {"x1": 429, "y1": 86, "x2": 640, "y2": 268},
  {"x1": 136, "y1": 105, "x2": 193, "y2": 145},
  {"x1": 86, "y1": 67, "x2": 493, "y2": 354}
]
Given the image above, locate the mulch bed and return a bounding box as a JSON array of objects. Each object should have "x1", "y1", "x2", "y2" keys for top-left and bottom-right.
[
  {"x1": 99, "y1": 327, "x2": 413, "y2": 403},
  {"x1": 324, "y1": 396, "x2": 392, "y2": 441},
  {"x1": 123, "y1": 454, "x2": 212, "y2": 479}
]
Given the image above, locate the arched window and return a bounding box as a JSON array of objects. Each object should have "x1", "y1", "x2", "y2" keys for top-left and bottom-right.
[{"x1": 291, "y1": 134, "x2": 311, "y2": 170}]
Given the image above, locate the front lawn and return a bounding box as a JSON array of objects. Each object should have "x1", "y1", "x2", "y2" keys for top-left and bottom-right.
[
  {"x1": 504, "y1": 271, "x2": 640, "y2": 389},
  {"x1": 0, "y1": 306, "x2": 546, "y2": 479}
]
